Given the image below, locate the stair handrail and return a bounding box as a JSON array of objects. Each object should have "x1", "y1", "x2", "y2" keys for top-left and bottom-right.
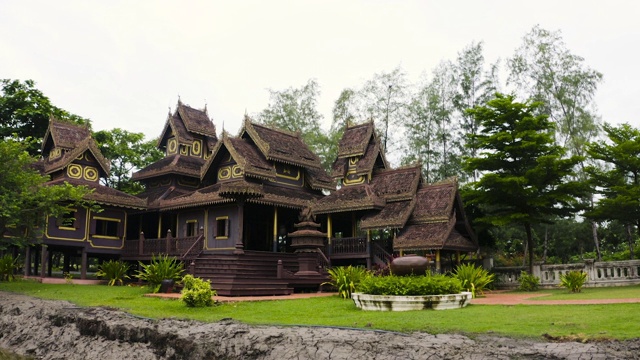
[
  {"x1": 371, "y1": 241, "x2": 393, "y2": 266},
  {"x1": 315, "y1": 248, "x2": 331, "y2": 269},
  {"x1": 181, "y1": 233, "x2": 205, "y2": 261}
]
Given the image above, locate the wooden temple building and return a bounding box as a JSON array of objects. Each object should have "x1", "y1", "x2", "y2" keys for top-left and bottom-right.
[{"x1": 17, "y1": 100, "x2": 478, "y2": 296}]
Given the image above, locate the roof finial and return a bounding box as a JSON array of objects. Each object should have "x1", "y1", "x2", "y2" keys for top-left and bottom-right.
[
  {"x1": 177, "y1": 95, "x2": 182, "y2": 105},
  {"x1": 203, "y1": 100, "x2": 208, "y2": 116}
]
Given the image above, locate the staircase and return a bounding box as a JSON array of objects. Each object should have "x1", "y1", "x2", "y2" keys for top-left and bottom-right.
[{"x1": 190, "y1": 251, "x2": 302, "y2": 296}]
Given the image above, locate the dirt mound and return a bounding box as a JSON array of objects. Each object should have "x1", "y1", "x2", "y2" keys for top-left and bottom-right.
[{"x1": 1, "y1": 292, "x2": 638, "y2": 359}]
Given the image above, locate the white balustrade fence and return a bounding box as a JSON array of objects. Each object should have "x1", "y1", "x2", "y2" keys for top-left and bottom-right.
[{"x1": 491, "y1": 259, "x2": 640, "y2": 289}]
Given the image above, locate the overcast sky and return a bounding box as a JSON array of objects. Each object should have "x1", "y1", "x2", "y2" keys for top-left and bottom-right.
[{"x1": 2, "y1": 1, "x2": 639, "y2": 140}]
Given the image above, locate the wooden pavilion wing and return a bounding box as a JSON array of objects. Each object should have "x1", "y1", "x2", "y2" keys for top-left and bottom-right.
[
  {"x1": 359, "y1": 198, "x2": 416, "y2": 230},
  {"x1": 313, "y1": 184, "x2": 385, "y2": 214},
  {"x1": 158, "y1": 183, "x2": 233, "y2": 211},
  {"x1": 132, "y1": 154, "x2": 205, "y2": 181}
]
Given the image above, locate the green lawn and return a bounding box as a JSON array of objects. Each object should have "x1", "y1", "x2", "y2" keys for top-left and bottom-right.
[
  {"x1": 526, "y1": 284, "x2": 640, "y2": 300},
  {"x1": 1, "y1": 280, "x2": 639, "y2": 340}
]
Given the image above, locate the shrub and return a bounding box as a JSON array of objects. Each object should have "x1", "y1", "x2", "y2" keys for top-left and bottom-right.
[
  {"x1": 96, "y1": 260, "x2": 131, "y2": 286},
  {"x1": 136, "y1": 254, "x2": 184, "y2": 292},
  {"x1": 323, "y1": 266, "x2": 370, "y2": 299},
  {"x1": 559, "y1": 270, "x2": 588, "y2": 293},
  {"x1": 180, "y1": 274, "x2": 215, "y2": 307},
  {"x1": 453, "y1": 263, "x2": 495, "y2": 298},
  {"x1": 358, "y1": 274, "x2": 463, "y2": 296},
  {"x1": 0, "y1": 254, "x2": 19, "y2": 281},
  {"x1": 518, "y1": 271, "x2": 540, "y2": 291}
]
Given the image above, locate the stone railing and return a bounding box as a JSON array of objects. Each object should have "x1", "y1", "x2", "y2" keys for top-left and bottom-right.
[{"x1": 492, "y1": 259, "x2": 640, "y2": 289}]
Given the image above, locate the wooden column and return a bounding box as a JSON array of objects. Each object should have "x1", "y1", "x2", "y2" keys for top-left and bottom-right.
[
  {"x1": 456, "y1": 251, "x2": 461, "y2": 265},
  {"x1": 47, "y1": 249, "x2": 53, "y2": 277},
  {"x1": 326, "y1": 214, "x2": 332, "y2": 257},
  {"x1": 80, "y1": 248, "x2": 87, "y2": 280},
  {"x1": 272, "y1": 207, "x2": 278, "y2": 252},
  {"x1": 366, "y1": 230, "x2": 372, "y2": 269},
  {"x1": 157, "y1": 214, "x2": 162, "y2": 239},
  {"x1": 33, "y1": 246, "x2": 40, "y2": 277},
  {"x1": 233, "y1": 198, "x2": 246, "y2": 255},
  {"x1": 23, "y1": 246, "x2": 31, "y2": 276},
  {"x1": 435, "y1": 250, "x2": 441, "y2": 273},
  {"x1": 165, "y1": 229, "x2": 172, "y2": 254},
  {"x1": 40, "y1": 245, "x2": 47, "y2": 278}
]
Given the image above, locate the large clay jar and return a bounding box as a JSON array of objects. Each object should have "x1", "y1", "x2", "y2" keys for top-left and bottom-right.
[{"x1": 390, "y1": 255, "x2": 430, "y2": 276}]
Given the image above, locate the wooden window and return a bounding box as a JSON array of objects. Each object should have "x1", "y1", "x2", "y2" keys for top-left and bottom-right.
[
  {"x1": 186, "y1": 220, "x2": 197, "y2": 237},
  {"x1": 215, "y1": 216, "x2": 229, "y2": 239},
  {"x1": 94, "y1": 217, "x2": 120, "y2": 238},
  {"x1": 56, "y1": 210, "x2": 77, "y2": 230}
]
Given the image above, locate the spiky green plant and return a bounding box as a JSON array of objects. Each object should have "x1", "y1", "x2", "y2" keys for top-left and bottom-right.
[
  {"x1": 96, "y1": 260, "x2": 130, "y2": 286},
  {"x1": 0, "y1": 254, "x2": 19, "y2": 282},
  {"x1": 136, "y1": 254, "x2": 184, "y2": 292},
  {"x1": 559, "y1": 270, "x2": 588, "y2": 293},
  {"x1": 453, "y1": 263, "x2": 495, "y2": 298},
  {"x1": 322, "y1": 265, "x2": 369, "y2": 299}
]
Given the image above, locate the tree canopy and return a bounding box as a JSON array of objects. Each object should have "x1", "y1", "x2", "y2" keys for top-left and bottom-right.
[
  {"x1": 463, "y1": 93, "x2": 586, "y2": 272},
  {"x1": 93, "y1": 128, "x2": 163, "y2": 194},
  {"x1": 0, "y1": 138, "x2": 93, "y2": 249},
  {"x1": 0, "y1": 79, "x2": 90, "y2": 156}
]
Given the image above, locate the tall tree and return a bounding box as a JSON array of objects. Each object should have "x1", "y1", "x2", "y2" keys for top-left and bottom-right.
[
  {"x1": 508, "y1": 25, "x2": 602, "y2": 157},
  {"x1": 93, "y1": 129, "x2": 163, "y2": 194},
  {"x1": 0, "y1": 138, "x2": 92, "y2": 249},
  {"x1": 0, "y1": 79, "x2": 90, "y2": 156},
  {"x1": 359, "y1": 66, "x2": 409, "y2": 159},
  {"x1": 257, "y1": 79, "x2": 332, "y2": 169},
  {"x1": 463, "y1": 93, "x2": 585, "y2": 273},
  {"x1": 586, "y1": 123, "x2": 640, "y2": 259},
  {"x1": 453, "y1": 41, "x2": 499, "y2": 181}
]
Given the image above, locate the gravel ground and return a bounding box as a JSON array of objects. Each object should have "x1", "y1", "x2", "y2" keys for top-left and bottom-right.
[{"x1": 1, "y1": 291, "x2": 639, "y2": 360}]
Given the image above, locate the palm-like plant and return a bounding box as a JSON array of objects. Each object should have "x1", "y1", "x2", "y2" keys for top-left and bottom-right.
[
  {"x1": 96, "y1": 260, "x2": 130, "y2": 286},
  {"x1": 453, "y1": 263, "x2": 495, "y2": 298},
  {"x1": 136, "y1": 254, "x2": 184, "y2": 292},
  {"x1": 323, "y1": 265, "x2": 369, "y2": 299}
]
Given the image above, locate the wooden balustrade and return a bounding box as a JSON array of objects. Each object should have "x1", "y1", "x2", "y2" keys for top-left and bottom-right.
[{"x1": 331, "y1": 237, "x2": 367, "y2": 255}]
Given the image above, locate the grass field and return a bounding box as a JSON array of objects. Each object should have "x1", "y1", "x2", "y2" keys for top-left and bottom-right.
[
  {"x1": 526, "y1": 285, "x2": 640, "y2": 300},
  {"x1": 2, "y1": 280, "x2": 640, "y2": 340}
]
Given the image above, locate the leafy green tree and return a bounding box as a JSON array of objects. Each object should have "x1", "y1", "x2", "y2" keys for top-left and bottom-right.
[
  {"x1": 0, "y1": 138, "x2": 92, "y2": 249},
  {"x1": 586, "y1": 123, "x2": 640, "y2": 259},
  {"x1": 257, "y1": 79, "x2": 333, "y2": 170},
  {"x1": 0, "y1": 79, "x2": 90, "y2": 156},
  {"x1": 463, "y1": 93, "x2": 585, "y2": 273},
  {"x1": 508, "y1": 25, "x2": 602, "y2": 158},
  {"x1": 93, "y1": 129, "x2": 163, "y2": 194}
]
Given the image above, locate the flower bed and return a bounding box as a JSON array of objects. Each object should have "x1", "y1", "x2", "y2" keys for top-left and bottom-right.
[{"x1": 351, "y1": 292, "x2": 472, "y2": 311}]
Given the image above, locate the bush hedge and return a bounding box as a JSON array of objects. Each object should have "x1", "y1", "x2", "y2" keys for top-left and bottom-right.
[{"x1": 357, "y1": 274, "x2": 462, "y2": 296}]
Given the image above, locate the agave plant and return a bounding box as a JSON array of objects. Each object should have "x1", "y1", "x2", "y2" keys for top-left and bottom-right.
[
  {"x1": 96, "y1": 260, "x2": 130, "y2": 286},
  {"x1": 322, "y1": 265, "x2": 369, "y2": 299},
  {"x1": 559, "y1": 270, "x2": 588, "y2": 293},
  {"x1": 453, "y1": 263, "x2": 495, "y2": 298},
  {"x1": 136, "y1": 254, "x2": 184, "y2": 292}
]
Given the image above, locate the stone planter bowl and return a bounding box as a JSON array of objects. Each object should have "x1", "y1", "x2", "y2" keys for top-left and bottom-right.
[{"x1": 351, "y1": 292, "x2": 472, "y2": 311}]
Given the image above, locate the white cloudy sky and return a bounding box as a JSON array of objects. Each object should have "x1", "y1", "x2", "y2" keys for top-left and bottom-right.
[{"x1": 1, "y1": 0, "x2": 639, "y2": 139}]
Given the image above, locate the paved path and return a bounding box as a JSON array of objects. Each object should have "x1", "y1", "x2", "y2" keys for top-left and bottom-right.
[{"x1": 470, "y1": 290, "x2": 640, "y2": 305}]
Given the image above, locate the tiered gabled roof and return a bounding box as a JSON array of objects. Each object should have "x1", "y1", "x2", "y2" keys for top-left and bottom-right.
[
  {"x1": 41, "y1": 136, "x2": 110, "y2": 178},
  {"x1": 331, "y1": 122, "x2": 388, "y2": 179},
  {"x1": 241, "y1": 119, "x2": 322, "y2": 171},
  {"x1": 394, "y1": 178, "x2": 478, "y2": 252},
  {"x1": 313, "y1": 165, "x2": 421, "y2": 216},
  {"x1": 39, "y1": 119, "x2": 147, "y2": 210},
  {"x1": 42, "y1": 117, "x2": 92, "y2": 152},
  {"x1": 201, "y1": 132, "x2": 276, "y2": 182},
  {"x1": 157, "y1": 100, "x2": 217, "y2": 150}
]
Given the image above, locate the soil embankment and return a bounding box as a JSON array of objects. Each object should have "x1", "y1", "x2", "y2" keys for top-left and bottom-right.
[{"x1": 0, "y1": 292, "x2": 638, "y2": 359}]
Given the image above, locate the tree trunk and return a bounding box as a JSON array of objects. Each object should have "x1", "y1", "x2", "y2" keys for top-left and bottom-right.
[
  {"x1": 524, "y1": 223, "x2": 534, "y2": 274},
  {"x1": 626, "y1": 224, "x2": 635, "y2": 260},
  {"x1": 542, "y1": 225, "x2": 548, "y2": 263},
  {"x1": 592, "y1": 221, "x2": 601, "y2": 262}
]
